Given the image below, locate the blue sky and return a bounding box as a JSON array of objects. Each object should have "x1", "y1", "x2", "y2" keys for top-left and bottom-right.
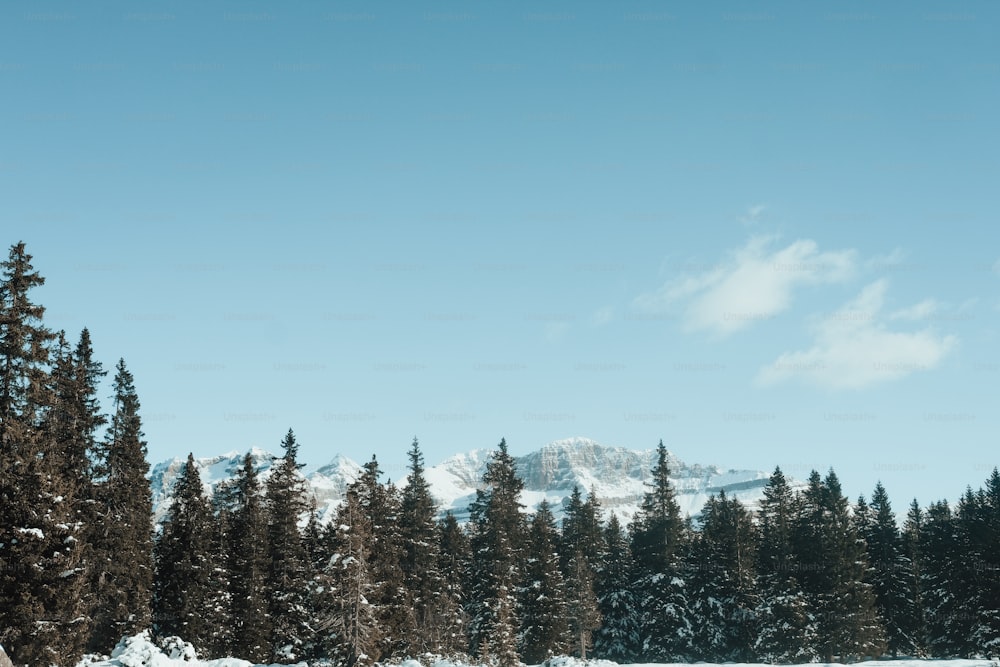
[{"x1": 3, "y1": 1, "x2": 998, "y2": 510}]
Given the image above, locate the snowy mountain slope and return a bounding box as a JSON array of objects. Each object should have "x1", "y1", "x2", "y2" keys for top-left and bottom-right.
[{"x1": 149, "y1": 437, "x2": 801, "y2": 526}]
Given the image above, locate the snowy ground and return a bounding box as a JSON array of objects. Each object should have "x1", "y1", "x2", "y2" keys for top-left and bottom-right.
[{"x1": 75, "y1": 636, "x2": 1000, "y2": 667}]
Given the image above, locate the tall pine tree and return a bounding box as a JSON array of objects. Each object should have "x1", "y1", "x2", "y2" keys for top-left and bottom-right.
[
  {"x1": 265, "y1": 429, "x2": 313, "y2": 662},
  {"x1": 860, "y1": 482, "x2": 919, "y2": 657},
  {"x1": 519, "y1": 500, "x2": 569, "y2": 663},
  {"x1": 467, "y1": 438, "x2": 526, "y2": 667},
  {"x1": 153, "y1": 453, "x2": 215, "y2": 650},
  {"x1": 629, "y1": 440, "x2": 692, "y2": 661},
  {"x1": 754, "y1": 467, "x2": 816, "y2": 663},
  {"x1": 593, "y1": 514, "x2": 639, "y2": 662},
  {"x1": 90, "y1": 359, "x2": 154, "y2": 653}
]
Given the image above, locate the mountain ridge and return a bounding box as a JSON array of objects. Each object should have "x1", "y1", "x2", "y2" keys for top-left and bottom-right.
[{"x1": 148, "y1": 436, "x2": 801, "y2": 526}]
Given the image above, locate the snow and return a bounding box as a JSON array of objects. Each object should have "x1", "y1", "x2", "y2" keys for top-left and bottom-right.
[
  {"x1": 148, "y1": 437, "x2": 805, "y2": 528},
  {"x1": 76, "y1": 640, "x2": 1000, "y2": 667},
  {"x1": 17, "y1": 527, "x2": 44, "y2": 539},
  {"x1": 75, "y1": 633, "x2": 306, "y2": 667}
]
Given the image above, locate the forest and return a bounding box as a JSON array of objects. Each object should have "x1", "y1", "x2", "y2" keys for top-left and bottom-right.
[{"x1": 1, "y1": 241, "x2": 999, "y2": 667}]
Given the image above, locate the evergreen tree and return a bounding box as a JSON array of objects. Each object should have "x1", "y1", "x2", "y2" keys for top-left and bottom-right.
[
  {"x1": 921, "y1": 500, "x2": 966, "y2": 656},
  {"x1": 629, "y1": 440, "x2": 692, "y2": 661},
  {"x1": 438, "y1": 512, "x2": 471, "y2": 656},
  {"x1": 0, "y1": 242, "x2": 86, "y2": 667},
  {"x1": 687, "y1": 490, "x2": 757, "y2": 662},
  {"x1": 223, "y1": 453, "x2": 272, "y2": 662},
  {"x1": 400, "y1": 438, "x2": 450, "y2": 655},
  {"x1": 560, "y1": 486, "x2": 603, "y2": 658},
  {"x1": 265, "y1": 429, "x2": 313, "y2": 662},
  {"x1": 795, "y1": 470, "x2": 885, "y2": 661},
  {"x1": 467, "y1": 438, "x2": 526, "y2": 667},
  {"x1": 89, "y1": 359, "x2": 154, "y2": 653},
  {"x1": 593, "y1": 514, "x2": 639, "y2": 662},
  {"x1": 357, "y1": 459, "x2": 410, "y2": 661},
  {"x1": 564, "y1": 546, "x2": 601, "y2": 659},
  {"x1": 969, "y1": 469, "x2": 1000, "y2": 657},
  {"x1": 519, "y1": 501, "x2": 569, "y2": 663},
  {"x1": 317, "y1": 486, "x2": 380, "y2": 667},
  {"x1": 754, "y1": 467, "x2": 816, "y2": 663},
  {"x1": 861, "y1": 483, "x2": 919, "y2": 657},
  {"x1": 34, "y1": 332, "x2": 92, "y2": 660},
  {"x1": 153, "y1": 453, "x2": 214, "y2": 650},
  {"x1": 901, "y1": 499, "x2": 928, "y2": 655}
]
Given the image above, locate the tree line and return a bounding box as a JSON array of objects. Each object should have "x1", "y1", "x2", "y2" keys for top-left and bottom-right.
[{"x1": 1, "y1": 240, "x2": 999, "y2": 666}]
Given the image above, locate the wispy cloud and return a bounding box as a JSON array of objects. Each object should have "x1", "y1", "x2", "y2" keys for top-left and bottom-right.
[
  {"x1": 591, "y1": 306, "x2": 614, "y2": 326},
  {"x1": 889, "y1": 299, "x2": 938, "y2": 321},
  {"x1": 757, "y1": 280, "x2": 957, "y2": 390},
  {"x1": 634, "y1": 236, "x2": 856, "y2": 337},
  {"x1": 739, "y1": 203, "x2": 767, "y2": 225}
]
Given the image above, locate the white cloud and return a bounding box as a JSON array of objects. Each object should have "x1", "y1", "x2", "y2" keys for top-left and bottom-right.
[
  {"x1": 633, "y1": 236, "x2": 856, "y2": 336},
  {"x1": 890, "y1": 299, "x2": 939, "y2": 321},
  {"x1": 739, "y1": 204, "x2": 767, "y2": 225},
  {"x1": 866, "y1": 247, "x2": 907, "y2": 271},
  {"x1": 757, "y1": 280, "x2": 957, "y2": 390}
]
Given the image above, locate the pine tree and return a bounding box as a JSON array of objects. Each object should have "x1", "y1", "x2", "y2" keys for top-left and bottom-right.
[
  {"x1": 265, "y1": 429, "x2": 313, "y2": 662},
  {"x1": 560, "y1": 486, "x2": 603, "y2": 658},
  {"x1": 467, "y1": 438, "x2": 526, "y2": 667},
  {"x1": 223, "y1": 453, "x2": 271, "y2": 662},
  {"x1": 520, "y1": 500, "x2": 569, "y2": 663},
  {"x1": 357, "y1": 459, "x2": 410, "y2": 661},
  {"x1": 629, "y1": 440, "x2": 692, "y2": 661},
  {"x1": 861, "y1": 483, "x2": 919, "y2": 657},
  {"x1": 969, "y1": 469, "x2": 1000, "y2": 657},
  {"x1": 153, "y1": 453, "x2": 214, "y2": 650},
  {"x1": 34, "y1": 332, "x2": 92, "y2": 660},
  {"x1": 593, "y1": 514, "x2": 639, "y2": 662},
  {"x1": 564, "y1": 546, "x2": 601, "y2": 659},
  {"x1": 89, "y1": 359, "x2": 154, "y2": 653},
  {"x1": 317, "y1": 485, "x2": 380, "y2": 667},
  {"x1": 754, "y1": 467, "x2": 816, "y2": 663},
  {"x1": 922, "y1": 500, "x2": 965, "y2": 656},
  {"x1": 400, "y1": 438, "x2": 450, "y2": 655},
  {"x1": 796, "y1": 470, "x2": 885, "y2": 661},
  {"x1": 437, "y1": 512, "x2": 471, "y2": 656},
  {"x1": 0, "y1": 242, "x2": 86, "y2": 667},
  {"x1": 688, "y1": 490, "x2": 757, "y2": 662},
  {"x1": 901, "y1": 499, "x2": 928, "y2": 655}
]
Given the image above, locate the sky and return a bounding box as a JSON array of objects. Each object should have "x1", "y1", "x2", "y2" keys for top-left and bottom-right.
[{"x1": 2, "y1": 1, "x2": 998, "y2": 512}]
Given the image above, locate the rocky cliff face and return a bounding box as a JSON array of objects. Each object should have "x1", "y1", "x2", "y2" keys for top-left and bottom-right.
[{"x1": 149, "y1": 436, "x2": 797, "y2": 527}]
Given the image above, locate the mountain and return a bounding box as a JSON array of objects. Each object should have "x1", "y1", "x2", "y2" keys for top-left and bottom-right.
[{"x1": 148, "y1": 437, "x2": 800, "y2": 527}]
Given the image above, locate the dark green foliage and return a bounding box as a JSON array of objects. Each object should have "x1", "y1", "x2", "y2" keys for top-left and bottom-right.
[
  {"x1": 467, "y1": 439, "x2": 525, "y2": 667},
  {"x1": 796, "y1": 470, "x2": 885, "y2": 661},
  {"x1": 754, "y1": 467, "x2": 817, "y2": 663},
  {"x1": 437, "y1": 512, "x2": 471, "y2": 655},
  {"x1": 265, "y1": 429, "x2": 313, "y2": 662},
  {"x1": 629, "y1": 440, "x2": 692, "y2": 661},
  {"x1": 400, "y1": 438, "x2": 457, "y2": 655},
  {"x1": 153, "y1": 453, "x2": 215, "y2": 649},
  {"x1": 688, "y1": 490, "x2": 758, "y2": 662},
  {"x1": 901, "y1": 499, "x2": 928, "y2": 655},
  {"x1": 222, "y1": 453, "x2": 272, "y2": 662},
  {"x1": 519, "y1": 501, "x2": 569, "y2": 663},
  {"x1": 0, "y1": 243, "x2": 89, "y2": 667},
  {"x1": 860, "y1": 483, "x2": 920, "y2": 657},
  {"x1": 357, "y1": 459, "x2": 411, "y2": 661},
  {"x1": 317, "y1": 485, "x2": 380, "y2": 667},
  {"x1": 593, "y1": 514, "x2": 639, "y2": 662},
  {"x1": 89, "y1": 358, "x2": 154, "y2": 653}
]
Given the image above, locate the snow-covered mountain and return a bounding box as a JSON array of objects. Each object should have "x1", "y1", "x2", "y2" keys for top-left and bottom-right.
[{"x1": 148, "y1": 437, "x2": 800, "y2": 527}]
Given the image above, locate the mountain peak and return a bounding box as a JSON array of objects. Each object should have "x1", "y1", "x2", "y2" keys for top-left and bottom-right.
[{"x1": 148, "y1": 438, "x2": 800, "y2": 527}]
